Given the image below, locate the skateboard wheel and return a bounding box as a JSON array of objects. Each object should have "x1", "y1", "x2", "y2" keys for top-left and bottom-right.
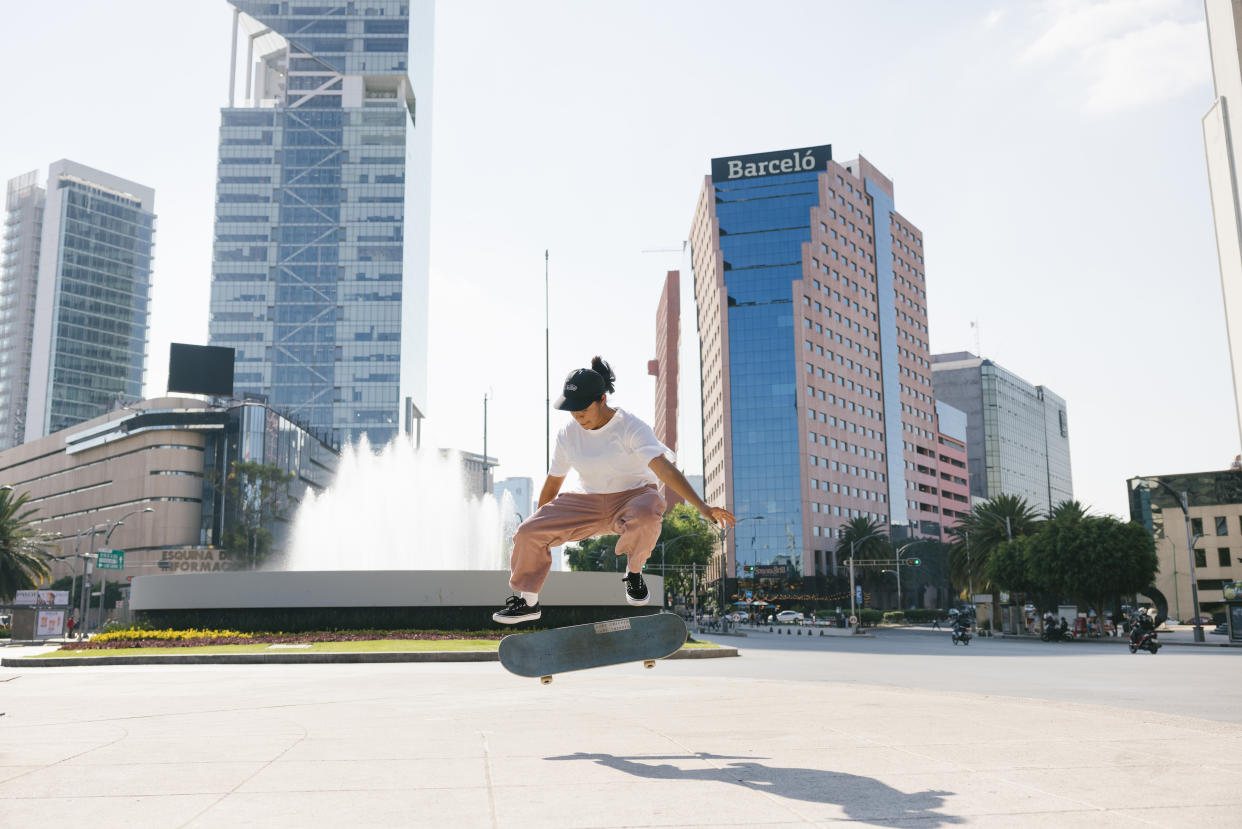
[
  {"x1": 540, "y1": 676, "x2": 552, "y2": 685},
  {"x1": 643, "y1": 660, "x2": 655, "y2": 669}
]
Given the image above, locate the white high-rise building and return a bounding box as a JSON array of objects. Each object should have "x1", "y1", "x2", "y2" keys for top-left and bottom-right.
[
  {"x1": 0, "y1": 162, "x2": 156, "y2": 447},
  {"x1": 1204, "y1": 0, "x2": 1242, "y2": 448}
]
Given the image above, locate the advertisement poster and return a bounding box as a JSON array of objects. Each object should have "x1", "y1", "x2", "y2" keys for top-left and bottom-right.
[
  {"x1": 36, "y1": 610, "x2": 65, "y2": 637},
  {"x1": 15, "y1": 590, "x2": 70, "y2": 606}
]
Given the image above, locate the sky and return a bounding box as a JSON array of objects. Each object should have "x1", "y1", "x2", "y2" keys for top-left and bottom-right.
[{"x1": 0, "y1": 0, "x2": 1231, "y2": 520}]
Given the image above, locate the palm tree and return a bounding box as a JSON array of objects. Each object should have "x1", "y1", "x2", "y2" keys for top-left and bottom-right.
[
  {"x1": 1048, "y1": 499, "x2": 1089, "y2": 523},
  {"x1": 837, "y1": 516, "x2": 890, "y2": 604},
  {"x1": 946, "y1": 494, "x2": 1041, "y2": 597},
  {"x1": 0, "y1": 489, "x2": 57, "y2": 602}
]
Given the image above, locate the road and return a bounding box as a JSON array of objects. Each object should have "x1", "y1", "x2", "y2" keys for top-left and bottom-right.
[
  {"x1": 1, "y1": 629, "x2": 1240, "y2": 827},
  {"x1": 692, "y1": 625, "x2": 1242, "y2": 723}
]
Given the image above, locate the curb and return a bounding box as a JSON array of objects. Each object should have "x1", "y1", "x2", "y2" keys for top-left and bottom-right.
[
  {"x1": 998, "y1": 633, "x2": 1241, "y2": 649},
  {"x1": 1, "y1": 646, "x2": 739, "y2": 668}
]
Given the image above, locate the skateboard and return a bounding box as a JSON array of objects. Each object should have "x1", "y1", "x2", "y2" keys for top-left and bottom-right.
[{"x1": 498, "y1": 612, "x2": 687, "y2": 684}]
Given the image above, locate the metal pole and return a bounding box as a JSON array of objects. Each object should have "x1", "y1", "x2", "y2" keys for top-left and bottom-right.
[
  {"x1": 482, "y1": 393, "x2": 488, "y2": 496},
  {"x1": 691, "y1": 562, "x2": 697, "y2": 624},
  {"x1": 1181, "y1": 491, "x2": 1205, "y2": 642},
  {"x1": 849, "y1": 540, "x2": 856, "y2": 627},
  {"x1": 228, "y1": 7, "x2": 239, "y2": 107},
  {"x1": 896, "y1": 554, "x2": 901, "y2": 611},
  {"x1": 965, "y1": 530, "x2": 973, "y2": 601},
  {"x1": 545, "y1": 250, "x2": 550, "y2": 474}
]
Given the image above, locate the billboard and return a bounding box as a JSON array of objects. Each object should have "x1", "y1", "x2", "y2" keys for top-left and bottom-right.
[
  {"x1": 15, "y1": 590, "x2": 69, "y2": 606},
  {"x1": 168, "y1": 343, "x2": 235, "y2": 396}
]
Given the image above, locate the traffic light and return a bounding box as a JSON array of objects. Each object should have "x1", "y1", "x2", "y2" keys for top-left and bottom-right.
[
  {"x1": 744, "y1": 565, "x2": 754, "y2": 574},
  {"x1": 904, "y1": 557, "x2": 921, "y2": 566}
]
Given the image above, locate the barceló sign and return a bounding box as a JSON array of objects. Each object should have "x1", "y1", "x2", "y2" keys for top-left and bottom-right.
[{"x1": 711, "y1": 145, "x2": 832, "y2": 182}]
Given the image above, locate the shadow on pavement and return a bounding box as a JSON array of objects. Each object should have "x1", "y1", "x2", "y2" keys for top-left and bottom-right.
[{"x1": 546, "y1": 751, "x2": 963, "y2": 826}]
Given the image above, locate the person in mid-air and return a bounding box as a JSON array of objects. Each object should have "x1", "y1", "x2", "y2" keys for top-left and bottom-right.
[{"x1": 494, "y1": 357, "x2": 736, "y2": 624}]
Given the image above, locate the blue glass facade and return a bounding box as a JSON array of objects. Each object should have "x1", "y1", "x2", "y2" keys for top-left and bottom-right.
[
  {"x1": 210, "y1": 1, "x2": 417, "y2": 448},
  {"x1": 715, "y1": 173, "x2": 822, "y2": 576},
  {"x1": 866, "y1": 180, "x2": 907, "y2": 527}
]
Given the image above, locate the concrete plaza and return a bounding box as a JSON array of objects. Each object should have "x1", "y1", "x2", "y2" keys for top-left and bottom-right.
[{"x1": 1, "y1": 630, "x2": 1240, "y2": 828}]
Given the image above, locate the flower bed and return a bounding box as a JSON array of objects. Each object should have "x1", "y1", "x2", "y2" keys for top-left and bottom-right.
[{"x1": 61, "y1": 628, "x2": 505, "y2": 650}]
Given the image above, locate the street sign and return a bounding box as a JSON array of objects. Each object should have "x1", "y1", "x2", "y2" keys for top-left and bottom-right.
[{"x1": 96, "y1": 549, "x2": 125, "y2": 570}]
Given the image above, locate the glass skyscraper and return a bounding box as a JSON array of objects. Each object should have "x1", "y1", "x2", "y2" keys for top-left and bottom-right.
[
  {"x1": 0, "y1": 161, "x2": 156, "y2": 445},
  {"x1": 692, "y1": 146, "x2": 941, "y2": 588},
  {"x1": 209, "y1": 1, "x2": 431, "y2": 447},
  {"x1": 931, "y1": 351, "x2": 1072, "y2": 513}
]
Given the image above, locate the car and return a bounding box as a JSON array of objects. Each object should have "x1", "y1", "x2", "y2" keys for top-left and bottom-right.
[
  {"x1": 775, "y1": 610, "x2": 804, "y2": 623},
  {"x1": 1188, "y1": 615, "x2": 1214, "y2": 625},
  {"x1": 726, "y1": 612, "x2": 748, "y2": 623}
]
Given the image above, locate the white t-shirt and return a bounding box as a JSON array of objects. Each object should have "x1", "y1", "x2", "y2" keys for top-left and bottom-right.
[{"x1": 549, "y1": 408, "x2": 672, "y2": 494}]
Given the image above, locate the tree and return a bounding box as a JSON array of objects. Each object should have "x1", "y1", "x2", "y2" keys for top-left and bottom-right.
[
  {"x1": 565, "y1": 504, "x2": 716, "y2": 574},
  {"x1": 1051, "y1": 516, "x2": 1157, "y2": 623},
  {"x1": 947, "y1": 494, "x2": 1042, "y2": 596},
  {"x1": 837, "y1": 516, "x2": 889, "y2": 606},
  {"x1": 565, "y1": 534, "x2": 623, "y2": 572},
  {"x1": 217, "y1": 461, "x2": 294, "y2": 570},
  {"x1": 0, "y1": 489, "x2": 58, "y2": 602}
]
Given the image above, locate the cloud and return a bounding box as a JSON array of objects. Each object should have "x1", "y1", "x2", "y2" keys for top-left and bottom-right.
[
  {"x1": 1020, "y1": 0, "x2": 1210, "y2": 114},
  {"x1": 983, "y1": 9, "x2": 1005, "y2": 29}
]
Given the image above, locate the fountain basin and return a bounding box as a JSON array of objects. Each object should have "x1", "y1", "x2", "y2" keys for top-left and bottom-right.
[{"x1": 130, "y1": 570, "x2": 666, "y2": 632}]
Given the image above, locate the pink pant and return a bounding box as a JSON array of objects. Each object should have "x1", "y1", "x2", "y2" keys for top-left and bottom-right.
[{"x1": 509, "y1": 485, "x2": 666, "y2": 593}]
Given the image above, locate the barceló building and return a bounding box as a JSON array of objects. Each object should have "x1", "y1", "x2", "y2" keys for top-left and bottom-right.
[{"x1": 690, "y1": 145, "x2": 956, "y2": 589}]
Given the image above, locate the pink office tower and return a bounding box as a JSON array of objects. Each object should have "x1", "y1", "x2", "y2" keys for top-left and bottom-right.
[
  {"x1": 648, "y1": 271, "x2": 682, "y2": 507},
  {"x1": 691, "y1": 145, "x2": 954, "y2": 589}
]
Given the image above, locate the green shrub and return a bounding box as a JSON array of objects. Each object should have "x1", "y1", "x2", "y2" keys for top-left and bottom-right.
[
  {"x1": 882, "y1": 611, "x2": 905, "y2": 624},
  {"x1": 0, "y1": 626, "x2": 10, "y2": 639},
  {"x1": 859, "y1": 609, "x2": 882, "y2": 626}
]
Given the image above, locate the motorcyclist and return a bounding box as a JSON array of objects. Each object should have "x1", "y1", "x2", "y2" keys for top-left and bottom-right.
[{"x1": 1129, "y1": 610, "x2": 1154, "y2": 646}]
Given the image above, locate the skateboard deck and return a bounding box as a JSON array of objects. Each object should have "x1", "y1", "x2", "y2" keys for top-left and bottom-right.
[{"x1": 498, "y1": 613, "x2": 687, "y2": 684}]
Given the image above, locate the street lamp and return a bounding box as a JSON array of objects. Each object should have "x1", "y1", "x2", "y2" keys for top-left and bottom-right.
[
  {"x1": 846, "y1": 531, "x2": 885, "y2": 631},
  {"x1": 92, "y1": 508, "x2": 154, "y2": 630},
  {"x1": 1134, "y1": 476, "x2": 1206, "y2": 642},
  {"x1": 893, "y1": 539, "x2": 931, "y2": 611},
  {"x1": 718, "y1": 515, "x2": 763, "y2": 620}
]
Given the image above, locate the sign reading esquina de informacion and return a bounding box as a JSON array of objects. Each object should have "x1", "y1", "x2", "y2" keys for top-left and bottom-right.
[{"x1": 710, "y1": 144, "x2": 832, "y2": 182}]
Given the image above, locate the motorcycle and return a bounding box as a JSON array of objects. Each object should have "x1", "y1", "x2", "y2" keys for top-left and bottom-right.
[
  {"x1": 951, "y1": 622, "x2": 972, "y2": 645},
  {"x1": 1128, "y1": 613, "x2": 1160, "y2": 654},
  {"x1": 1040, "y1": 618, "x2": 1075, "y2": 642}
]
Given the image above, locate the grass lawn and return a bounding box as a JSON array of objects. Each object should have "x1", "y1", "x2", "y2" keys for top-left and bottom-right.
[{"x1": 33, "y1": 638, "x2": 720, "y2": 658}]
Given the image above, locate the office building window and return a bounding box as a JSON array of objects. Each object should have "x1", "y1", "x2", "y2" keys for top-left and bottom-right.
[
  {"x1": 1195, "y1": 548, "x2": 1207, "y2": 568},
  {"x1": 1191, "y1": 517, "x2": 1204, "y2": 536},
  {"x1": 1220, "y1": 548, "x2": 1232, "y2": 567},
  {"x1": 1216, "y1": 516, "x2": 1229, "y2": 536}
]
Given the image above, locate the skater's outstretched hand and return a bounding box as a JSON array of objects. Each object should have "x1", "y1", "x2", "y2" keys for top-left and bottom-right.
[{"x1": 703, "y1": 506, "x2": 736, "y2": 528}]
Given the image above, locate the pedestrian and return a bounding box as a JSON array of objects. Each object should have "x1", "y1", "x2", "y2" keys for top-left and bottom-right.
[
  {"x1": 931, "y1": 616, "x2": 941, "y2": 629},
  {"x1": 494, "y1": 357, "x2": 737, "y2": 623},
  {"x1": 66, "y1": 614, "x2": 76, "y2": 640}
]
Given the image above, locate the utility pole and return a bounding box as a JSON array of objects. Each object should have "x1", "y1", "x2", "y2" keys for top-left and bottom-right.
[{"x1": 545, "y1": 250, "x2": 550, "y2": 474}]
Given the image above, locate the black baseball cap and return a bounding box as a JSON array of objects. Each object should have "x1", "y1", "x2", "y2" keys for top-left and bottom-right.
[{"x1": 554, "y1": 368, "x2": 607, "y2": 411}]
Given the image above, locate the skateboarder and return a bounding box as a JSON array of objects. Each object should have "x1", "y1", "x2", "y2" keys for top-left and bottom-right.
[{"x1": 494, "y1": 357, "x2": 736, "y2": 624}]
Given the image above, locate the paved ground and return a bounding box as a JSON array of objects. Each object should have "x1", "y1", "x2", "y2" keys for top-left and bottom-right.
[{"x1": 1, "y1": 629, "x2": 1240, "y2": 828}]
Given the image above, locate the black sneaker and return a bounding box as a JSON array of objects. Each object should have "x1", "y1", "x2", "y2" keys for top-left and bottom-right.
[
  {"x1": 493, "y1": 595, "x2": 541, "y2": 625},
  {"x1": 623, "y1": 572, "x2": 649, "y2": 606}
]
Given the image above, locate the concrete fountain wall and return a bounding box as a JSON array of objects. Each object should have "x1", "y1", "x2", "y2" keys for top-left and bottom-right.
[{"x1": 130, "y1": 570, "x2": 666, "y2": 631}]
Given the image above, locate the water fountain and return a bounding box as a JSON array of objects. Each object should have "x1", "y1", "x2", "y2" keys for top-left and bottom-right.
[{"x1": 130, "y1": 437, "x2": 663, "y2": 630}]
